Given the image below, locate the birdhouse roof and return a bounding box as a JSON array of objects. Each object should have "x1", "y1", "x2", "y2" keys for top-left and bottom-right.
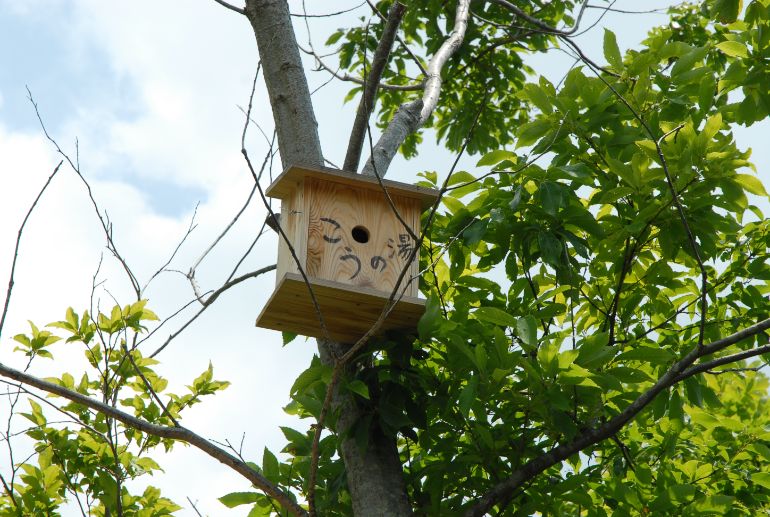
[{"x1": 265, "y1": 164, "x2": 440, "y2": 209}]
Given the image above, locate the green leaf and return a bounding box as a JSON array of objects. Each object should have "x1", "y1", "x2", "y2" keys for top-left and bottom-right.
[
  {"x1": 616, "y1": 346, "x2": 675, "y2": 365},
  {"x1": 538, "y1": 231, "x2": 563, "y2": 267},
  {"x1": 701, "y1": 112, "x2": 723, "y2": 140},
  {"x1": 516, "y1": 315, "x2": 538, "y2": 349},
  {"x1": 716, "y1": 40, "x2": 749, "y2": 58},
  {"x1": 735, "y1": 174, "x2": 768, "y2": 196},
  {"x1": 576, "y1": 333, "x2": 614, "y2": 368},
  {"x1": 458, "y1": 375, "x2": 478, "y2": 418},
  {"x1": 282, "y1": 331, "x2": 297, "y2": 346},
  {"x1": 603, "y1": 29, "x2": 623, "y2": 69},
  {"x1": 262, "y1": 448, "x2": 279, "y2": 481},
  {"x1": 752, "y1": 472, "x2": 770, "y2": 489},
  {"x1": 219, "y1": 492, "x2": 260, "y2": 508},
  {"x1": 711, "y1": 0, "x2": 742, "y2": 23},
  {"x1": 540, "y1": 182, "x2": 565, "y2": 215},
  {"x1": 247, "y1": 503, "x2": 272, "y2": 517},
  {"x1": 516, "y1": 119, "x2": 552, "y2": 148},
  {"x1": 477, "y1": 149, "x2": 517, "y2": 167},
  {"x1": 473, "y1": 306, "x2": 518, "y2": 328},
  {"x1": 418, "y1": 295, "x2": 442, "y2": 340},
  {"x1": 345, "y1": 379, "x2": 370, "y2": 400}
]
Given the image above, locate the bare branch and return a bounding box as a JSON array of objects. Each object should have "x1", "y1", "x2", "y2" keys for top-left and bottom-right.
[
  {"x1": 28, "y1": 89, "x2": 142, "y2": 298},
  {"x1": 0, "y1": 160, "x2": 63, "y2": 341},
  {"x1": 303, "y1": 45, "x2": 422, "y2": 91},
  {"x1": 343, "y1": 2, "x2": 406, "y2": 172},
  {"x1": 585, "y1": 4, "x2": 673, "y2": 15},
  {"x1": 291, "y1": 2, "x2": 366, "y2": 18},
  {"x1": 678, "y1": 346, "x2": 770, "y2": 382},
  {"x1": 0, "y1": 361, "x2": 306, "y2": 516},
  {"x1": 212, "y1": 0, "x2": 246, "y2": 16},
  {"x1": 141, "y1": 203, "x2": 199, "y2": 295},
  {"x1": 148, "y1": 264, "x2": 275, "y2": 358},
  {"x1": 187, "y1": 184, "x2": 258, "y2": 303},
  {"x1": 362, "y1": 0, "x2": 472, "y2": 176},
  {"x1": 419, "y1": 0, "x2": 471, "y2": 124},
  {"x1": 187, "y1": 497, "x2": 204, "y2": 517}
]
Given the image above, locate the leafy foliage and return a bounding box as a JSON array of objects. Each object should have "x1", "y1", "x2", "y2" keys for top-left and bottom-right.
[
  {"x1": 241, "y1": 1, "x2": 770, "y2": 515},
  {"x1": 0, "y1": 302, "x2": 228, "y2": 515}
]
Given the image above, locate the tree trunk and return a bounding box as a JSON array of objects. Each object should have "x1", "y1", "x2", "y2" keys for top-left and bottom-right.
[
  {"x1": 245, "y1": 1, "x2": 412, "y2": 515},
  {"x1": 244, "y1": 0, "x2": 323, "y2": 168}
]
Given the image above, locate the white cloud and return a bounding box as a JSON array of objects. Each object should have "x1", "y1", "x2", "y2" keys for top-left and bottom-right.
[{"x1": 0, "y1": 0, "x2": 311, "y2": 503}]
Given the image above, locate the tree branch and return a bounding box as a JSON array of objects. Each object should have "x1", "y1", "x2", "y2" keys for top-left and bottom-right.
[
  {"x1": 343, "y1": 2, "x2": 406, "y2": 172},
  {"x1": 676, "y1": 343, "x2": 770, "y2": 383},
  {"x1": 212, "y1": 0, "x2": 246, "y2": 16},
  {"x1": 148, "y1": 264, "x2": 276, "y2": 358},
  {"x1": 28, "y1": 90, "x2": 142, "y2": 299},
  {"x1": 465, "y1": 316, "x2": 770, "y2": 516},
  {"x1": 302, "y1": 45, "x2": 422, "y2": 92},
  {"x1": 362, "y1": 0, "x2": 471, "y2": 176},
  {"x1": 487, "y1": 0, "x2": 588, "y2": 36},
  {"x1": 0, "y1": 160, "x2": 63, "y2": 341},
  {"x1": 365, "y1": 0, "x2": 428, "y2": 76},
  {"x1": 0, "y1": 361, "x2": 307, "y2": 516}
]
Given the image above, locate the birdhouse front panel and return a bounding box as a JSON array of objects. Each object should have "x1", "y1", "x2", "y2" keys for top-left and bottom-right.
[
  {"x1": 256, "y1": 165, "x2": 439, "y2": 343},
  {"x1": 304, "y1": 177, "x2": 421, "y2": 297}
]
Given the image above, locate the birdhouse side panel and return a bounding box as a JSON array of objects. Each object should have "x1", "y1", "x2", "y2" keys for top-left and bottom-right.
[
  {"x1": 305, "y1": 178, "x2": 420, "y2": 297},
  {"x1": 275, "y1": 180, "x2": 308, "y2": 283}
]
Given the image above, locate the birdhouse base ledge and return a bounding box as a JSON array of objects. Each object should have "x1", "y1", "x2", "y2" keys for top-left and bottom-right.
[{"x1": 255, "y1": 273, "x2": 425, "y2": 344}]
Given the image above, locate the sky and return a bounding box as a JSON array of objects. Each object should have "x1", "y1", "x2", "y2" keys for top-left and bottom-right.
[{"x1": 0, "y1": 1, "x2": 768, "y2": 515}]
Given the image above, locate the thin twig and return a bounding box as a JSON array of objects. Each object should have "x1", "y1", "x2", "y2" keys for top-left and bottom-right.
[
  {"x1": 141, "y1": 203, "x2": 199, "y2": 295},
  {"x1": 291, "y1": 2, "x2": 366, "y2": 18},
  {"x1": 365, "y1": 0, "x2": 428, "y2": 76},
  {"x1": 186, "y1": 497, "x2": 204, "y2": 517},
  {"x1": 303, "y1": 45, "x2": 422, "y2": 91},
  {"x1": 148, "y1": 264, "x2": 275, "y2": 358},
  {"x1": 488, "y1": 0, "x2": 588, "y2": 36},
  {"x1": 240, "y1": 65, "x2": 333, "y2": 344},
  {"x1": 187, "y1": 184, "x2": 258, "y2": 303},
  {"x1": 212, "y1": 0, "x2": 245, "y2": 16},
  {"x1": 0, "y1": 160, "x2": 63, "y2": 341},
  {"x1": 28, "y1": 89, "x2": 142, "y2": 298}
]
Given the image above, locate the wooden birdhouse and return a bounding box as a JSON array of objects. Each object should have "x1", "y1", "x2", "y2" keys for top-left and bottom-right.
[{"x1": 256, "y1": 165, "x2": 439, "y2": 343}]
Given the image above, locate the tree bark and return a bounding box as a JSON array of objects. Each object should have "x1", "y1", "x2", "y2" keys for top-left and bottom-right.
[
  {"x1": 244, "y1": 0, "x2": 323, "y2": 168},
  {"x1": 245, "y1": 1, "x2": 412, "y2": 515}
]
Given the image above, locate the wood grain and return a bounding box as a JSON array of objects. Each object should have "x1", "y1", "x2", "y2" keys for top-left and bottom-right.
[
  {"x1": 306, "y1": 177, "x2": 420, "y2": 297},
  {"x1": 262, "y1": 164, "x2": 433, "y2": 339},
  {"x1": 275, "y1": 177, "x2": 307, "y2": 283},
  {"x1": 255, "y1": 273, "x2": 425, "y2": 343},
  {"x1": 266, "y1": 164, "x2": 439, "y2": 209}
]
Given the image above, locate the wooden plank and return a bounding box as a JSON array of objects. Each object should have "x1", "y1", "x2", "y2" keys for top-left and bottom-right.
[
  {"x1": 255, "y1": 273, "x2": 425, "y2": 343},
  {"x1": 275, "y1": 180, "x2": 306, "y2": 282},
  {"x1": 266, "y1": 164, "x2": 439, "y2": 209},
  {"x1": 306, "y1": 177, "x2": 420, "y2": 297}
]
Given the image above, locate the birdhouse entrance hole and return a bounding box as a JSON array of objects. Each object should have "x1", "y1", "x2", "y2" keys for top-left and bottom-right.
[
  {"x1": 352, "y1": 225, "x2": 369, "y2": 244},
  {"x1": 255, "y1": 165, "x2": 440, "y2": 343}
]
